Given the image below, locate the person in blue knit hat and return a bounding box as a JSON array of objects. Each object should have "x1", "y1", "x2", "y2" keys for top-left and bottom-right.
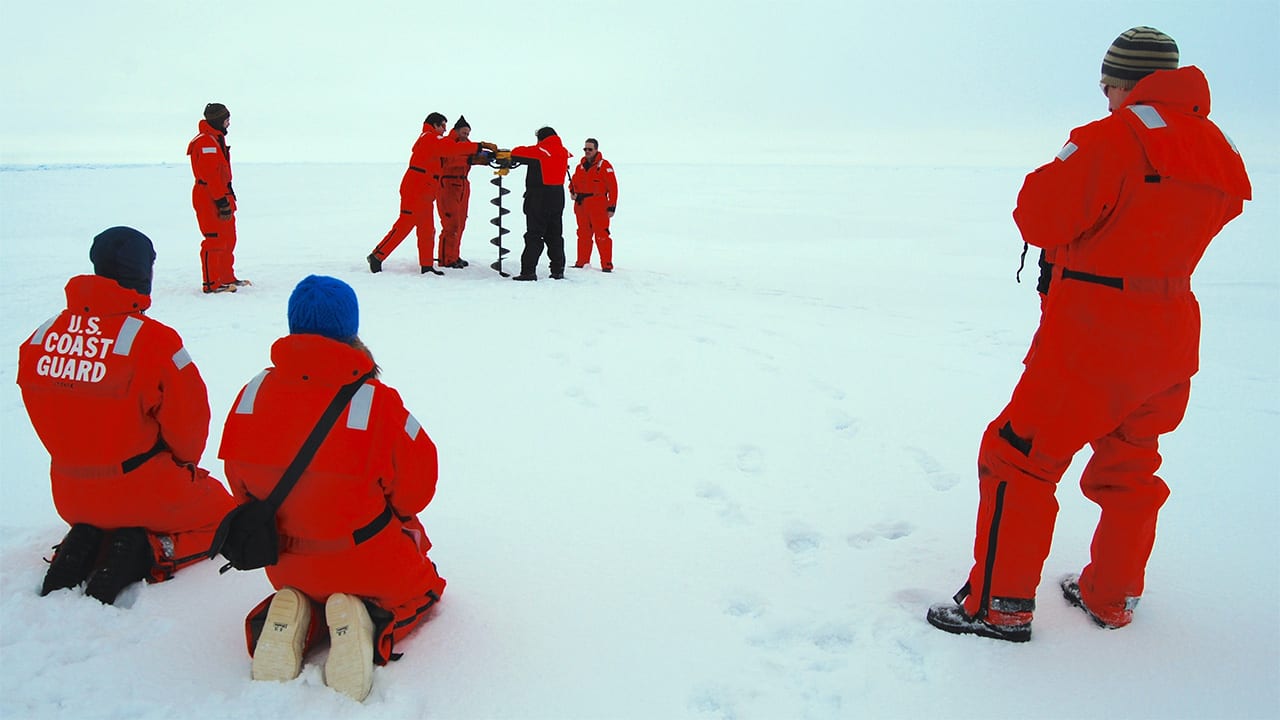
[
  {"x1": 287, "y1": 274, "x2": 360, "y2": 340},
  {"x1": 219, "y1": 274, "x2": 447, "y2": 701}
]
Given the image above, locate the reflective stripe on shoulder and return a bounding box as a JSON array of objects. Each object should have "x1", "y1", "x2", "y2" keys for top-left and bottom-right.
[
  {"x1": 113, "y1": 317, "x2": 144, "y2": 356},
  {"x1": 347, "y1": 384, "x2": 375, "y2": 431},
  {"x1": 1056, "y1": 142, "x2": 1078, "y2": 161},
  {"x1": 1223, "y1": 132, "x2": 1241, "y2": 154},
  {"x1": 202, "y1": 147, "x2": 218, "y2": 154},
  {"x1": 405, "y1": 413, "x2": 422, "y2": 439},
  {"x1": 30, "y1": 316, "x2": 58, "y2": 345},
  {"x1": 235, "y1": 370, "x2": 270, "y2": 414},
  {"x1": 1129, "y1": 105, "x2": 1167, "y2": 129},
  {"x1": 172, "y1": 347, "x2": 192, "y2": 370}
]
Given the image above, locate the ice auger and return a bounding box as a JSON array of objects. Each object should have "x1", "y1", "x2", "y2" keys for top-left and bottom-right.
[{"x1": 487, "y1": 152, "x2": 524, "y2": 277}]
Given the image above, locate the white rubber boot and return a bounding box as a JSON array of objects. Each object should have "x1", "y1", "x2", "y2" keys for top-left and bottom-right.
[
  {"x1": 251, "y1": 587, "x2": 311, "y2": 682},
  {"x1": 323, "y1": 593, "x2": 376, "y2": 701}
]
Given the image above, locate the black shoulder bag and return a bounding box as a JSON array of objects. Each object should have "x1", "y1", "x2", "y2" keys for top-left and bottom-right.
[{"x1": 208, "y1": 371, "x2": 374, "y2": 574}]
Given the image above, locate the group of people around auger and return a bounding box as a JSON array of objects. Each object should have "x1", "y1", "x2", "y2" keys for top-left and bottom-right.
[
  {"x1": 15, "y1": 24, "x2": 1252, "y2": 706},
  {"x1": 186, "y1": 103, "x2": 621, "y2": 291},
  {"x1": 366, "y1": 115, "x2": 620, "y2": 281}
]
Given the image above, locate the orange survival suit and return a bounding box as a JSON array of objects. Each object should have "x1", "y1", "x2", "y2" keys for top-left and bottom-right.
[
  {"x1": 220, "y1": 335, "x2": 445, "y2": 664},
  {"x1": 569, "y1": 153, "x2": 618, "y2": 270},
  {"x1": 17, "y1": 275, "x2": 234, "y2": 579},
  {"x1": 187, "y1": 120, "x2": 239, "y2": 292},
  {"x1": 372, "y1": 123, "x2": 486, "y2": 270},
  {"x1": 957, "y1": 66, "x2": 1251, "y2": 626},
  {"x1": 435, "y1": 129, "x2": 488, "y2": 267}
]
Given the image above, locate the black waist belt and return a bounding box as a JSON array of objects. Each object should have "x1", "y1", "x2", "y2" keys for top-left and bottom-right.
[
  {"x1": 353, "y1": 504, "x2": 394, "y2": 545},
  {"x1": 279, "y1": 504, "x2": 394, "y2": 554},
  {"x1": 408, "y1": 166, "x2": 428, "y2": 173},
  {"x1": 1061, "y1": 268, "x2": 1124, "y2": 290},
  {"x1": 122, "y1": 438, "x2": 169, "y2": 473}
]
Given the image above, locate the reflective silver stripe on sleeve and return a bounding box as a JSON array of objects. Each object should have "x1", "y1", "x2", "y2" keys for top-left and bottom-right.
[
  {"x1": 347, "y1": 384, "x2": 375, "y2": 431},
  {"x1": 235, "y1": 370, "x2": 270, "y2": 415},
  {"x1": 172, "y1": 347, "x2": 192, "y2": 370},
  {"x1": 1224, "y1": 132, "x2": 1241, "y2": 154},
  {"x1": 202, "y1": 147, "x2": 218, "y2": 154},
  {"x1": 1056, "y1": 142, "x2": 1078, "y2": 161},
  {"x1": 405, "y1": 413, "x2": 422, "y2": 439},
  {"x1": 1129, "y1": 105, "x2": 1167, "y2": 129},
  {"x1": 29, "y1": 316, "x2": 58, "y2": 345},
  {"x1": 113, "y1": 317, "x2": 144, "y2": 356}
]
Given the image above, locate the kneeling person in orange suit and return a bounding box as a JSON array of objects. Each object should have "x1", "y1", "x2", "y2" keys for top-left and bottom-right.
[
  {"x1": 18, "y1": 226, "x2": 235, "y2": 605},
  {"x1": 220, "y1": 275, "x2": 446, "y2": 701}
]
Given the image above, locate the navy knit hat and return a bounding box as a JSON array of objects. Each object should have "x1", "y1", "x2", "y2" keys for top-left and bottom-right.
[
  {"x1": 288, "y1": 275, "x2": 359, "y2": 340},
  {"x1": 89, "y1": 226, "x2": 156, "y2": 295},
  {"x1": 454, "y1": 115, "x2": 471, "y2": 130}
]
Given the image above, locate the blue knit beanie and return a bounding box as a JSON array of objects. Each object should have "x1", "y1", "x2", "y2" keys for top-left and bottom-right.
[
  {"x1": 90, "y1": 226, "x2": 156, "y2": 295},
  {"x1": 287, "y1": 275, "x2": 359, "y2": 340}
]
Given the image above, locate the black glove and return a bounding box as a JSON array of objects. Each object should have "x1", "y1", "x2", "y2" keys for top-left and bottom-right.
[{"x1": 215, "y1": 197, "x2": 233, "y2": 221}]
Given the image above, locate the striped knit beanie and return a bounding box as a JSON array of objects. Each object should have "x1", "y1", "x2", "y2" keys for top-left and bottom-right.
[{"x1": 1101, "y1": 26, "x2": 1179, "y2": 90}]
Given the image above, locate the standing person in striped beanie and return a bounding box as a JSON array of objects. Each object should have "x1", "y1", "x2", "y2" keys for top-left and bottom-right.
[{"x1": 927, "y1": 26, "x2": 1251, "y2": 642}]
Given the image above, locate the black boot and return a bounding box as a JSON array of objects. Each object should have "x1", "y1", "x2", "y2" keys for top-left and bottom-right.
[
  {"x1": 41, "y1": 524, "x2": 105, "y2": 596},
  {"x1": 367, "y1": 254, "x2": 382, "y2": 274},
  {"x1": 85, "y1": 528, "x2": 154, "y2": 605}
]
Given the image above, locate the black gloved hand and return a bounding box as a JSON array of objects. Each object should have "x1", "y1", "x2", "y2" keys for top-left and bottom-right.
[{"x1": 215, "y1": 197, "x2": 233, "y2": 221}]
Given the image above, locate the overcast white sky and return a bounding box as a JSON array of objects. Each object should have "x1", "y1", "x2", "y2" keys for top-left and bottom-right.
[{"x1": 1, "y1": 0, "x2": 1277, "y2": 167}]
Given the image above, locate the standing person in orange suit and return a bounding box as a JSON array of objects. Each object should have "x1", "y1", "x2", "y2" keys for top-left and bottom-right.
[
  {"x1": 18, "y1": 226, "x2": 235, "y2": 605},
  {"x1": 569, "y1": 138, "x2": 618, "y2": 272},
  {"x1": 187, "y1": 103, "x2": 248, "y2": 294},
  {"x1": 927, "y1": 27, "x2": 1251, "y2": 643},
  {"x1": 436, "y1": 115, "x2": 492, "y2": 269},
  {"x1": 367, "y1": 113, "x2": 497, "y2": 275},
  {"x1": 220, "y1": 275, "x2": 447, "y2": 702}
]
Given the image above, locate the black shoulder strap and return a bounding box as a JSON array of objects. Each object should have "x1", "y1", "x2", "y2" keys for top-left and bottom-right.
[{"x1": 263, "y1": 370, "x2": 375, "y2": 510}]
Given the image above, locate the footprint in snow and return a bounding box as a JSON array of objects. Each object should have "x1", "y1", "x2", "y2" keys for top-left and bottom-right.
[
  {"x1": 785, "y1": 528, "x2": 822, "y2": 567},
  {"x1": 904, "y1": 445, "x2": 962, "y2": 491},
  {"x1": 735, "y1": 445, "x2": 763, "y2": 473},
  {"x1": 846, "y1": 521, "x2": 914, "y2": 548}
]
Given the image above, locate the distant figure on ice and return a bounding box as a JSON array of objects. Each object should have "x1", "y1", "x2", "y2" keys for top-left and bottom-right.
[
  {"x1": 507, "y1": 126, "x2": 571, "y2": 281},
  {"x1": 435, "y1": 115, "x2": 492, "y2": 269},
  {"x1": 569, "y1": 137, "x2": 619, "y2": 272},
  {"x1": 17, "y1": 226, "x2": 235, "y2": 605},
  {"x1": 367, "y1": 113, "x2": 498, "y2": 275},
  {"x1": 927, "y1": 27, "x2": 1251, "y2": 642},
  {"x1": 219, "y1": 275, "x2": 447, "y2": 702},
  {"x1": 187, "y1": 102, "x2": 249, "y2": 294}
]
